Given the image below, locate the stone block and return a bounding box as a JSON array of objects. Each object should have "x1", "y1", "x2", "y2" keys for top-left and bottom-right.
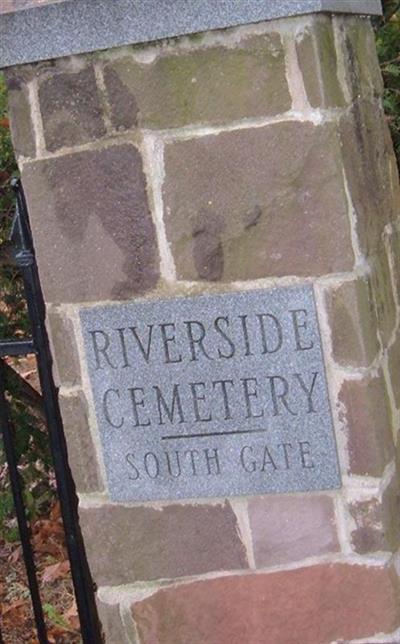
[
  {"x1": 349, "y1": 476, "x2": 400, "y2": 554},
  {"x1": 102, "y1": 32, "x2": 291, "y2": 131},
  {"x1": 97, "y1": 598, "x2": 130, "y2": 644},
  {"x1": 295, "y1": 16, "x2": 345, "y2": 108},
  {"x1": 370, "y1": 239, "x2": 397, "y2": 348},
  {"x1": 326, "y1": 276, "x2": 379, "y2": 368},
  {"x1": 79, "y1": 502, "x2": 248, "y2": 585},
  {"x1": 5, "y1": 71, "x2": 35, "y2": 158},
  {"x1": 335, "y1": 16, "x2": 384, "y2": 101},
  {"x1": 248, "y1": 494, "x2": 339, "y2": 567},
  {"x1": 388, "y1": 225, "x2": 400, "y2": 306},
  {"x1": 131, "y1": 564, "x2": 400, "y2": 644},
  {"x1": 46, "y1": 308, "x2": 81, "y2": 387},
  {"x1": 339, "y1": 100, "x2": 396, "y2": 255},
  {"x1": 21, "y1": 144, "x2": 160, "y2": 303},
  {"x1": 388, "y1": 331, "x2": 400, "y2": 410},
  {"x1": 58, "y1": 392, "x2": 103, "y2": 493},
  {"x1": 163, "y1": 121, "x2": 354, "y2": 281},
  {"x1": 38, "y1": 66, "x2": 106, "y2": 151},
  {"x1": 339, "y1": 372, "x2": 394, "y2": 477}
]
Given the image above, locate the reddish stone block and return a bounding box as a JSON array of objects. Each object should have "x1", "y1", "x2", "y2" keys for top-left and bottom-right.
[
  {"x1": 295, "y1": 16, "x2": 345, "y2": 108},
  {"x1": 97, "y1": 598, "x2": 130, "y2": 644},
  {"x1": 163, "y1": 121, "x2": 354, "y2": 281},
  {"x1": 58, "y1": 392, "x2": 103, "y2": 493},
  {"x1": 46, "y1": 308, "x2": 81, "y2": 387},
  {"x1": 335, "y1": 17, "x2": 384, "y2": 101},
  {"x1": 38, "y1": 66, "x2": 106, "y2": 151},
  {"x1": 370, "y1": 240, "x2": 397, "y2": 348},
  {"x1": 339, "y1": 100, "x2": 397, "y2": 255},
  {"x1": 21, "y1": 144, "x2": 160, "y2": 303},
  {"x1": 79, "y1": 502, "x2": 248, "y2": 585},
  {"x1": 326, "y1": 276, "x2": 379, "y2": 368},
  {"x1": 349, "y1": 476, "x2": 400, "y2": 554},
  {"x1": 248, "y1": 494, "x2": 339, "y2": 567},
  {"x1": 103, "y1": 32, "x2": 290, "y2": 131},
  {"x1": 339, "y1": 372, "x2": 394, "y2": 477},
  {"x1": 5, "y1": 71, "x2": 36, "y2": 158},
  {"x1": 131, "y1": 564, "x2": 400, "y2": 644}
]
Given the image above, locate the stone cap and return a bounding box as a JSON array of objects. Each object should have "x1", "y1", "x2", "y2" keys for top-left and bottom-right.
[{"x1": 0, "y1": 0, "x2": 382, "y2": 68}]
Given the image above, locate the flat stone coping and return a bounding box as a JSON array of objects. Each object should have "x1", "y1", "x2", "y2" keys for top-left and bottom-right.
[{"x1": 0, "y1": 0, "x2": 382, "y2": 68}]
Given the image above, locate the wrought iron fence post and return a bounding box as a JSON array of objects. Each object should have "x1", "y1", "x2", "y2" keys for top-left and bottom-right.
[{"x1": 4, "y1": 179, "x2": 103, "y2": 643}]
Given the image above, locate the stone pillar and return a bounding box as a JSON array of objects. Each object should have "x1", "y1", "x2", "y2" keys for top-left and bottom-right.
[{"x1": 3, "y1": 1, "x2": 400, "y2": 642}]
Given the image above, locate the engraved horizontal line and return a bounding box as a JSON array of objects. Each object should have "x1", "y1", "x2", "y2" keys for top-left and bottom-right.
[{"x1": 161, "y1": 428, "x2": 268, "y2": 440}]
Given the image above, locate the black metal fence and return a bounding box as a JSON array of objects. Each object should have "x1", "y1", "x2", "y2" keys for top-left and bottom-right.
[{"x1": 0, "y1": 181, "x2": 102, "y2": 643}]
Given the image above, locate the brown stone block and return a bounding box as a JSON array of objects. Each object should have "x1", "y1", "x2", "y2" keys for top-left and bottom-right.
[
  {"x1": 326, "y1": 276, "x2": 379, "y2": 368},
  {"x1": 339, "y1": 372, "x2": 394, "y2": 477},
  {"x1": 102, "y1": 32, "x2": 290, "y2": 131},
  {"x1": 388, "y1": 331, "x2": 400, "y2": 410},
  {"x1": 79, "y1": 502, "x2": 248, "y2": 585},
  {"x1": 131, "y1": 564, "x2": 400, "y2": 644},
  {"x1": 295, "y1": 16, "x2": 345, "y2": 108},
  {"x1": 349, "y1": 476, "x2": 400, "y2": 554},
  {"x1": 5, "y1": 71, "x2": 36, "y2": 158},
  {"x1": 97, "y1": 598, "x2": 130, "y2": 644},
  {"x1": 21, "y1": 144, "x2": 160, "y2": 303},
  {"x1": 59, "y1": 392, "x2": 103, "y2": 493},
  {"x1": 46, "y1": 308, "x2": 80, "y2": 387},
  {"x1": 248, "y1": 494, "x2": 339, "y2": 567},
  {"x1": 38, "y1": 66, "x2": 106, "y2": 151},
  {"x1": 370, "y1": 240, "x2": 397, "y2": 348},
  {"x1": 163, "y1": 122, "x2": 354, "y2": 281},
  {"x1": 388, "y1": 225, "x2": 400, "y2": 306},
  {"x1": 339, "y1": 100, "x2": 396, "y2": 255},
  {"x1": 335, "y1": 16, "x2": 383, "y2": 101}
]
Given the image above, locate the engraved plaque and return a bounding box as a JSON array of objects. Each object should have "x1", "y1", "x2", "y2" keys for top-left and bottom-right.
[{"x1": 80, "y1": 286, "x2": 341, "y2": 501}]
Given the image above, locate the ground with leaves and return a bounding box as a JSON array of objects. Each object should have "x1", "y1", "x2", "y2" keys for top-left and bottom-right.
[{"x1": 0, "y1": 502, "x2": 81, "y2": 642}]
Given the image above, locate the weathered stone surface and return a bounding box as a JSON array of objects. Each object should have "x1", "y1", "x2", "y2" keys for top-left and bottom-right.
[
  {"x1": 339, "y1": 100, "x2": 396, "y2": 255},
  {"x1": 38, "y1": 66, "x2": 106, "y2": 151},
  {"x1": 388, "y1": 225, "x2": 400, "y2": 304},
  {"x1": 296, "y1": 16, "x2": 345, "y2": 108},
  {"x1": 5, "y1": 72, "x2": 35, "y2": 158},
  {"x1": 248, "y1": 494, "x2": 339, "y2": 567},
  {"x1": 46, "y1": 309, "x2": 81, "y2": 387},
  {"x1": 21, "y1": 144, "x2": 160, "y2": 303},
  {"x1": 58, "y1": 392, "x2": 103, "y2": 493},
  {"x1": 163, "y1": 122, "x2": 354, "y2": 281},
  {"x1": 326, "y1": 276, "x2": 379, "y2": 368},
  {"x1": 97, "y1": 598, "x2": 130, "y2": 644},
  {"x1": 370, "y1": 239, "x2": 397, "y2": 348},
  {"x1": 0, "y1": 0, "x2": 63, "y2": 13},
  {"x1": 339, "y1": 372, "x2": 394, "y2": 477},
  {"x1": 388, "y1": 331, "x2": 400, "y2": 410},
  {"x1": 349, "y1": 476, "x2": 400, "y2": 554},
  {"x1": 335, "y1": 16, "x2": 383, "y2": 101},
  {"x1": 131, "y1": 564, "x2": 400, "y2": 644},
  {"x1": 79, "y1": 503, "x2": 248, "y2": 585},
  {"x1": 103, "y1": 33, "x2": 290, "y2": 130}
]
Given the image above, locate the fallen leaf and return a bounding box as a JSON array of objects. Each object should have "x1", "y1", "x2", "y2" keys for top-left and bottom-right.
[
  {"x1": 42, "y1": 559, "x2": 70, "y2": 583},
  {"x1": 64, "y1": 598, "x2": 79, "y2": 630},
  {"x1": 8, "y1": 545, "x2": 22, "y2": 563}
]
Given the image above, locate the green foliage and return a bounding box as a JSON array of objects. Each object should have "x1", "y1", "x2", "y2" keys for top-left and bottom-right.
[
  {"x1": 0, "y1": 72, "x2": 28, "y2": 341},
  {"x1": 376, "y1": 0, "x2": 400, "y2": 165}
]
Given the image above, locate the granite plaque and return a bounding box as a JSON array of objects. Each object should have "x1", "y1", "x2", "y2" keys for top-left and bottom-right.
[{"x1": 80, "y1": 286, "x2": 341, "y2": 501}]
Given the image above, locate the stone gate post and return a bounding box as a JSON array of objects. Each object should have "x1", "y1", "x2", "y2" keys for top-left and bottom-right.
[{"x1": 2, "y1": 1, "x2": 400, "y2": 642}]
